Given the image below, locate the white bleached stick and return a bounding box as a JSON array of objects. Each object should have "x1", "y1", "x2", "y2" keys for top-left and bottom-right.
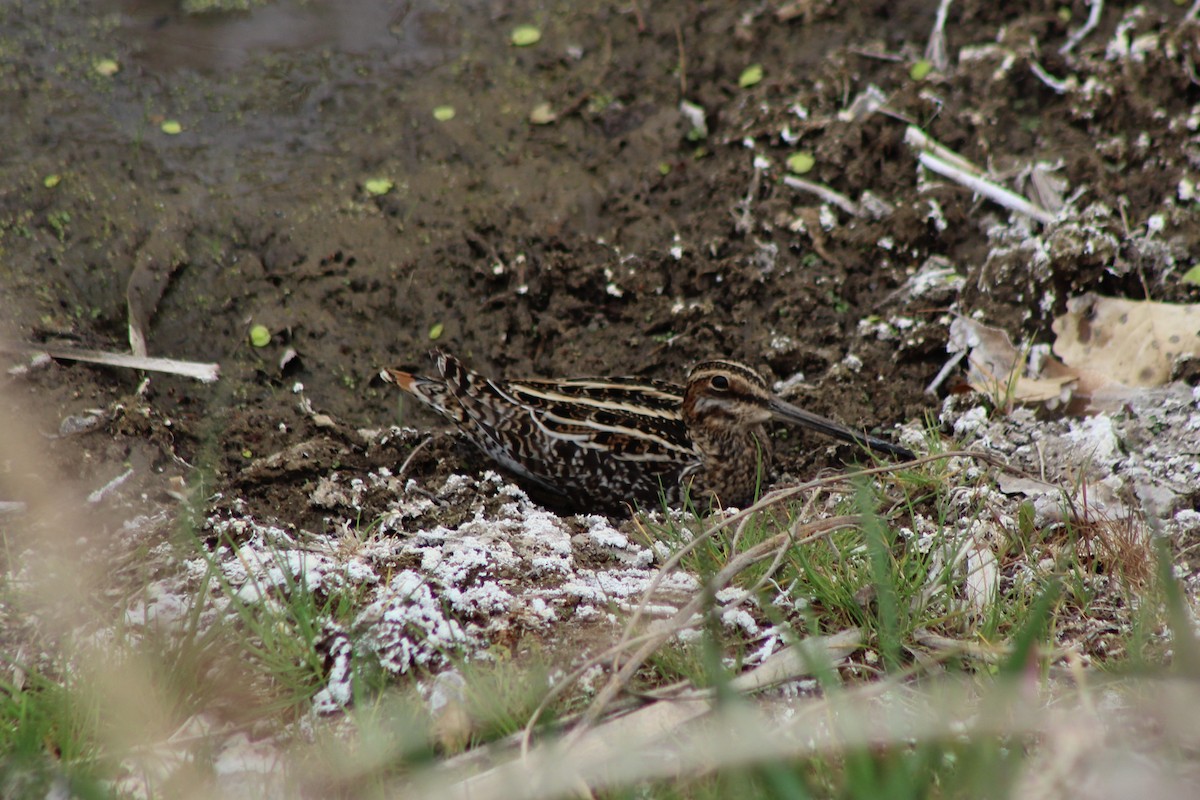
[
  {"x1": 905, "y1": 127, "x2": 1056, "y2": 225},
  {"x1": 905, "y1": 126, "x2": 983, "y2": 176},
  {"x1": 0, "y1": 341, "x2": 220, "y2": 383},
  {"x1": 926, "y1": 0, "x2": 954, "y2": 72},
  {"x1": 1060, "y1": 0, "x2": 1103, "y2": 55},
  {"x1": 917, "y1": 151, "x2": 1056, "y2": 224},
  {"x1": 782, "y1": 175, "x2": 862, "y2": 217}
]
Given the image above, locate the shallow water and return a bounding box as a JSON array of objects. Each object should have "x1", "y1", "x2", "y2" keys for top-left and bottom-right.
[{"x1": 106, "y1": 0, "x2": 473, "y2": 73}]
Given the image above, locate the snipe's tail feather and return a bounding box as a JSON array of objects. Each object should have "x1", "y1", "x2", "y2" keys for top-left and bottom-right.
[{"x1": 380, "y1": 367, "x2": 416, "y2": 391}]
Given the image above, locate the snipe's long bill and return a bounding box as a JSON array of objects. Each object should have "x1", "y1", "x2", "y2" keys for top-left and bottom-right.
[{"x1": 381, "y1": 350, "x2": 915, "y2": 512}]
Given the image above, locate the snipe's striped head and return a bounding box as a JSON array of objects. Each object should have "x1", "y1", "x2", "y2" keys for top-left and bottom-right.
[
  {"x1": 684, "y1": 359, "x2": 917, "y2": 461},
  {"x1": 682, "y1": 360, "x2": 775, "y2": 429}
]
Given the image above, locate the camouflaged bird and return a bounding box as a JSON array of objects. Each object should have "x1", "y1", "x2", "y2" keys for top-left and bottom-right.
[{"x1": 381, "y1": 350, "x2": 913, "y2": 512}]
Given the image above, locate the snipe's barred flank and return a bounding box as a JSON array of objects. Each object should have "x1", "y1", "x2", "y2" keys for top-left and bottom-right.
[{"x1": 381, "y1": 350, "x2": 915, "y2": 512}]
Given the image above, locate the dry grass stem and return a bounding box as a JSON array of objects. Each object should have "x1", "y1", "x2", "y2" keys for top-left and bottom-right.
[
  {"x1": 782, "y1": 175, "x2": 862, "y2": 216},
  {"x1": 925, "y1": 0, "x2": 954, "y2": 72},
  {"x1": 0, "y1": 340, "x2": 220, "y2": 382},
  {"x1": 1060, "y1": 0, "x2": 1104, "y2": 55},
  {"x1": 905, "y1": 127, "x2": 1057, "y2": 224}
]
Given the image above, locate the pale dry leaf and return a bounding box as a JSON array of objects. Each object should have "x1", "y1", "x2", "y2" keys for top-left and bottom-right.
[
  {"x1": 1052, "y1": 294, "x2": 1200, "y2": 387},
  {"x1": 962, "y1": 536, "x2": 999, "y2": 615},
  {"x1": 947, "y1": 317, "x2": 1078, "y2": 405},
  {"x1": 1026, "y1": 162, "x2": 1068, "y2": 213},
  {"x1": 729, "y1": 628, "x2": 862, "y2": 692},
  {"x1": 996, "y1": 474, "x2": 1061, "y2": 497}
]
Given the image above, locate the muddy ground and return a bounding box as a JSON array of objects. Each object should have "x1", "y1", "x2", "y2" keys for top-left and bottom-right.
[
  {"x1": 2, "y1": 0, "x2": 1200, "y2": 787},
  {"x1": 4, "y1": 0, "x2": 1195, "y2": 509}
]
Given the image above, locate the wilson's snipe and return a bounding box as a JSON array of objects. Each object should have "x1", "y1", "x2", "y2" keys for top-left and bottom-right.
[{"x1": 381, "y1": 350, "x2": 914, "y2": 512}]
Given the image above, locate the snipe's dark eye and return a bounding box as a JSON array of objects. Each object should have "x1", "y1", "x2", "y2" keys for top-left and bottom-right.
[{"x1": 710, "y1": 375, "x2": 730, "y2": 391}]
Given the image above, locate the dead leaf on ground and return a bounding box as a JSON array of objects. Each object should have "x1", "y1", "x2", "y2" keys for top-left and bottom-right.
[
  {"x1": 1052, "y1": 293, "x2": 1200, "y2": 388},
  {"x1": 962, "y1": 534, "x2": 999, "y2": 615},
  {"x1": 946, "y1": 318, "x2": 1076, "y2": 406},
  {"x1": 948, "y1": 295, "x2": 1200, "y2": 413}
]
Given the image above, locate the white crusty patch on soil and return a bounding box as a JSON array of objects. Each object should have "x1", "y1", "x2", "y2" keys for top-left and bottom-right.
[
  {"x1": 194, "y1": 463, "x2": 728, "y2": 714},
  {"x1": 940, "y1": 387, "x2": 1200, "y2": 535}
]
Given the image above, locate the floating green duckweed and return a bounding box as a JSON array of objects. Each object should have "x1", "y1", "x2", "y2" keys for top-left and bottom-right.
[
  {"x1": 910, "y1": 59, "x2": 933, "y2": 81},
  {"x1": 786, "y1": 152, "x2": 815, "y2": 174},
  {"x1": 511, "y1": 25, "x2": 541, "y2": 47},
  {"x1": 364, "y1": 178, "x2": 393, "y2": 196},
  {"x1": 94, "y1": 58, "x2": 119, "y2": 77},
  {"x1": 738, "y1": 64, "x2": 764, "y2": 88},
  {"x1": 529, "y1": 103, "x2": 556, "y2": 125}
]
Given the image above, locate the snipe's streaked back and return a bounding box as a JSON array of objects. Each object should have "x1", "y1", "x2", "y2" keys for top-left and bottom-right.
[{"x1": 381, "y1": 350, "x2": 914, "y2": 512}]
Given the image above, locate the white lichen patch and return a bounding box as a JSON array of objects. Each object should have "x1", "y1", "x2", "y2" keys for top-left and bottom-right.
[
  {"x1": 123, "y1": 581, "x2": 191, "y2": 631},
  {"x1": 356, "y1": 570, "x2": 476, "y2": 674},
  {"x1": 939, "y1": 389, "x2": 1200, "y2": 529},
  {"x1": 185, "y1": 460, "x2": 779, "y2": 714}
]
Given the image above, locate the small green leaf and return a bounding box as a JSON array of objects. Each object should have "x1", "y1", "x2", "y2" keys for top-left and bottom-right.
[
  {"x1": 511, "y1": 24, "x2": 541, "y2": 47},
  {"x1": 249, "y1": 324, "x2": 271, "y2": 348},
  {"x1": 786, "y1": 152, "x2": 815, "y2": 174},
  {"x1": 43, "y1": 174, "x2": 61, "y2": 189},
  {"x1": 241, "y1": 449, "x2": 253, "y2": 459},
  {"x1": 657, "y1": 162, "x2": 671, "y2": 176},
  {"x1": 428, "y1": 322, "x2": 444, "y2": 340},
  {"x1": 161, "y1": 119, "x2": 183, "y2": 135},
  {"x1": 94, "y1": 58, "x2": 120, "y2": 77},
  {"x1": 364, "y1": 178, "x2": 393, "y2": 196},
  {"x1": 738, "y1": 64, "x2": 764, "y2": 88},
  {"x1": 433, "y1": 105, "x2": 456, "y2": 121},
  {"x1": 529, "y1": 103, "x2": 557, "y2": 125},
  {"x1": 1182, "y1": 264, "x2": 1200, "y2": 285},
  {"x1": 909, "y1": 59, "x2": 933, "y2": 81},
  {"x1": 1056, "y1": 6, "x2": 1072, "y2": 22}
]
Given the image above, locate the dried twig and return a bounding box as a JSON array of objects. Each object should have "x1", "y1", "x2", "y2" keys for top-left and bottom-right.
[
  {"x1": 915, "y1": 149, "x2": 1055, "y2": 223},
  {"x1": 442, "y1": 658, "x2": 1121, "y2": 800},
  {"x1": 1029, "y1": 61, "x2": 1073, "y2": 93},
  {"x1": 395, "y1": 436, "x2": 436, "y2": 482},
  {"x1": 926, "y1": 0, "x2": 954, "y2": 72},
  {"x1": 732, "y1": 156, "x2": 765, "y2": 234},
  {"x1": 629, "y1": 0, "x2": 646, "y2": 32},
  {"x1": 88, "y1": 468, "x2": 134, "y2": 504},
  {"x1": 0, "y1": 340, "x2": 220, "y2": 383},
  {"x1": 782, "y1": 175, "x2": 862, "y2": 217},
  {"x1": 1059, "y1": 0, "x2": 1103, "y2": 55},
  {"x1": 905, "y1": 127, "x2": 1056, "y2": 225},
  {"x1": 926, "y1": 349, "x2": 967, "y2": 395},
  {"x1": 516, "y1": 513, "x2": 853, "y2": 760}
]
